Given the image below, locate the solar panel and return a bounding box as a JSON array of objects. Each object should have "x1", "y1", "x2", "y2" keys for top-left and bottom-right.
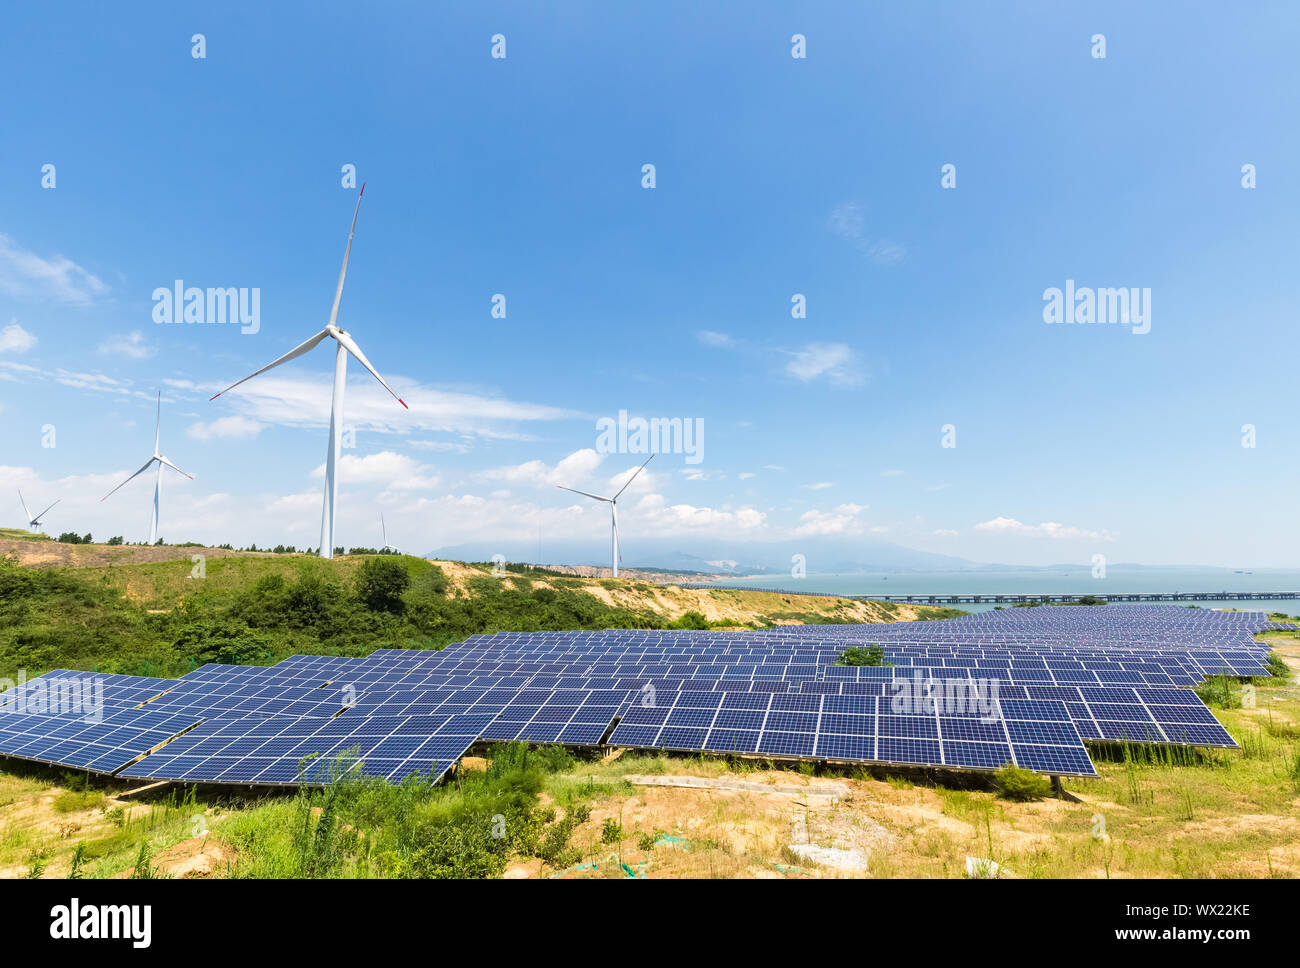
[{"x1": 2, "y1": 604, "x2": 1271, "y2": 784}]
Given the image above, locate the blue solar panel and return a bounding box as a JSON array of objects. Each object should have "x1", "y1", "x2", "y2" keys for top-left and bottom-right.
[{"x1": 7, "y1": 604, "x2": 1270, "y2": 784}]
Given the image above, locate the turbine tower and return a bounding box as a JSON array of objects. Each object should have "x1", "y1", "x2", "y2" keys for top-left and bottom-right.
[
  {"x1": 18, "y1": 489, "x2": 59, "y2": 532},
  {"x1": 101, "y1": 391, "x2": 193, "y2": 544},
  {"x1": 556, "y1": 454, "x2": 653, "y2": 578},
  {"x1": 209, "y1": 185, "x2": 408, "y2": 559},
  {"x1": 380, "y1": 512, "x2": 399, "y2": 554}
]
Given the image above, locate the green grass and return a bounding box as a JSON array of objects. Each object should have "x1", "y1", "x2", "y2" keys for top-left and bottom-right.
[
  {"x1": 210, "y1": 743, "x2": 622, "y2": 878},
  {"x1": 52, "y1": 788, "x2": 106, "y2": 814}
]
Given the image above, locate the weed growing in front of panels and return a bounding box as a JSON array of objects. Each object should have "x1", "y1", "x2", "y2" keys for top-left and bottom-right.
[
  {"x1": 1194, "y1": 674, "x2": 1241, "y2": 709},
  {"x1": 214, "y1": 742, "x2": 607, "y2": 878},
  {"x1": 835, "y1": 645, "x2": 888, "y2": 667},
  {"x1": 129, "y1": 839, "x2": 165, "y2": 879},
  {"x1": 992, "y1": 764, "x2": 1051, "y2": 802}
]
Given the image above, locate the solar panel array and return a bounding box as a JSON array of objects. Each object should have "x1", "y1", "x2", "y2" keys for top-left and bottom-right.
[{"x1": 0, "y1": 605, "x2": 1281, "y2": 785}]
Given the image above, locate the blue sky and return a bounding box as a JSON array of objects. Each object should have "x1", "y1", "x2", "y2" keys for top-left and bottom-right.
[{"x1": 2, "y1": 1, "x2": 1297, "y2": 568}]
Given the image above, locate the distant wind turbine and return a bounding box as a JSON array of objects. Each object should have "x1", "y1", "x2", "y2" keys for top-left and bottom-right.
[
  {"x1": 101, "y1": 391, "x2": 193, "y2": 544},
  {"x1": 380, "y1": 512, "x2": 399, "y2": 554},
  {"x1": 556, "y1": 454, "x2": 653, "y2": 578},
  {"x1": 18, "y1": 489, "x2": 59, "y2": 531},
  {"x1": 209, "y1": 185, "x2": 408, "y2": 559}
]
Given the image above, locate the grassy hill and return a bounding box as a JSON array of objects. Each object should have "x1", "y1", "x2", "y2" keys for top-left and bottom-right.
[{"x1": 0, "y1": 541, "x2": 956, "y2": 678}]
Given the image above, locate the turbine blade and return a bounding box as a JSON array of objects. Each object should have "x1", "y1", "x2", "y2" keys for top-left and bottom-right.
[
  {"x1": 154, "y1": 389, "x2": 161, "y2": 454},
  {"x1": 333, "y1": 329, "x2": 408, "y2": 409},
  {"x1": 33, "y1": 498, "x2": 60, "y2": 521},
  {"x1": 613, "y1": 453, "x2": 655, "y2": 500},
  {"x1": 328, "y1": 184, "x2": 365, "y2": 329},
  {"x1": 17, "y1": 489, "x2": 31, "y2": 521},
  {"x1": 209, "y1": 328, "x2": 331, "y2": 401},
  {"x1": 101, "y1": 457, "x2": 159, "y2": 501},
  {"x1": 555, "y1": 484, "x2": 610, "y2": 502},
  {"x1": 158, "y1": 456, "x2": 194, "y2": 479}
]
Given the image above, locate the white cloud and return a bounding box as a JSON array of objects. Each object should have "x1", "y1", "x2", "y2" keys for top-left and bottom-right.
[
  {"x1": 696, "y1": 330, "x2": 736, "y2": 348},
  {"x1": 802, "y1": 481, "x2": 834, "y2": 491},
  {"x1": 738, "y1": 472, "x2": 755, "y2": 480},
  {"x1": 785, "y1": 342, "x2": 863, "y2": 385},
  {"x1": 311, "y1": 451, "x2": 440, "y2": 491},
  {"x1": 606, "y1": 460, "x2": 660, "y2": 497},
  {"x1": 408, "y1": 439, "x2": 470, "y2": 453},
  {"x1": 0, "y1": 234, "x2": 108, "y2": 306},
  {"x1": 881, "y1": 469, "x2": 904, "y2": 477},
  {"x1": 791, "y1": 508, "x2": 864, "y2": 537},
  {"x1": 197, "y1": 370, "x2": 578, "y2": 441},
  {"x1": 0, "y1": 323, "x2": 36, "y2": 353},
  {"x1": 98, "y1": 331, "x2": 156, "y2": 359},
  {"x1": 483, "y1": 448, "x2": 604, "y2": 488},
  {"x1": 828, "y1": 202, "x2": 906, "y2": 266},
  {"x1": 187, "y1": 416, "x2": 265, "y2": 441},
  {"x1": 0, "y1": 360, "x2": 163, "y2": 401},
  {"x1": 932, "y1": 529, "x2": 958, "y2": 537},
  {"x1": 634, "y1": 493, "x2": 766, "y2": 532},
  {"x1": 974, "y1": 516, "x2": 1116, "y2": 542}
]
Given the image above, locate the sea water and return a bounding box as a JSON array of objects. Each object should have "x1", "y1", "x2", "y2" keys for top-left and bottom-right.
[{"x1": 703, "y1": 569, "x2": 1300, "y2": 615}]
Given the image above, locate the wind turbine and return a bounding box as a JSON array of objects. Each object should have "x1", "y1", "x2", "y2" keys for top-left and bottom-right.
[
  {"x1": 379, "y1": 512, "x2": 399, "y2": 554},
  {"x1": 101, "y1": 391, "x2": 193, "y2": 544},
  {"x1": 18, "y1": 489, "x2": 59, "y2": 532},
  {"x1": 556, "y1": 454, "x2": 653, "y2": 578},
  {"x1": 209, "y1": 185, "x2": 408, "y2": 560}
]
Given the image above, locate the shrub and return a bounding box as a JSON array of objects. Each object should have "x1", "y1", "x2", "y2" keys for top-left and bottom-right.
[
  {"x1": 1194, "y1": 674, "x2": 1240, "y2": 709},
  {"x1": 992, "y1": 764, "x2": 1052, "y2": 801},
  {"x1": 393, "y1": 821, "x2": 509, "y2": 879},
  {"x1": 836, "y1": 645, "x2": 887, "y2": 666},
  {"x1": 538, "y1": 812, "x2": 583, "y2": 869},
  {"x1": 1264, "y1": 652, "x2": 1291, "y2": 681},
  {"x1": 356, "y1": 557, "x2": 411, "y2": 613},
  {"x1": 667, "y1": 610, "x2": 709, "y2": 630}
]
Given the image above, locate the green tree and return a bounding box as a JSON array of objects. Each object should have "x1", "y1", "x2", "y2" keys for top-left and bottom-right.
[
  {"x1": 836, "y1": 645, "x2": 888, "y2": 666},
  {"x1": 667, "y1": 610, "x2": 709, "y2": 630},
  {"x1": 356, "y1": 557, "x2": 411, "y2": 613}
]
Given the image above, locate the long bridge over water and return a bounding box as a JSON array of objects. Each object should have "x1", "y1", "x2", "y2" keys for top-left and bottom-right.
[
  {"x1": 856, "y1": 591, "x2": 1300, "y2": 605},
  {"x1": 681, "y1": 584, "x2": 1300, "y2": 606}
]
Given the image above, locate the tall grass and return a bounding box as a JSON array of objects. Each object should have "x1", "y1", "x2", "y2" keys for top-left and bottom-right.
[{"x1": 215, "y1": 743, "x2": 599, "y2": 878}]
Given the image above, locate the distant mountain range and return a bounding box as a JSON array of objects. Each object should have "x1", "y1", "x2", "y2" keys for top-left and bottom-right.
[
  {"x1": 429, "y1": 536, "x2": 1204, "y2": 575},
  {"x1": 427, "y1": 535, "x2": 1282, "y2": 575}
]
